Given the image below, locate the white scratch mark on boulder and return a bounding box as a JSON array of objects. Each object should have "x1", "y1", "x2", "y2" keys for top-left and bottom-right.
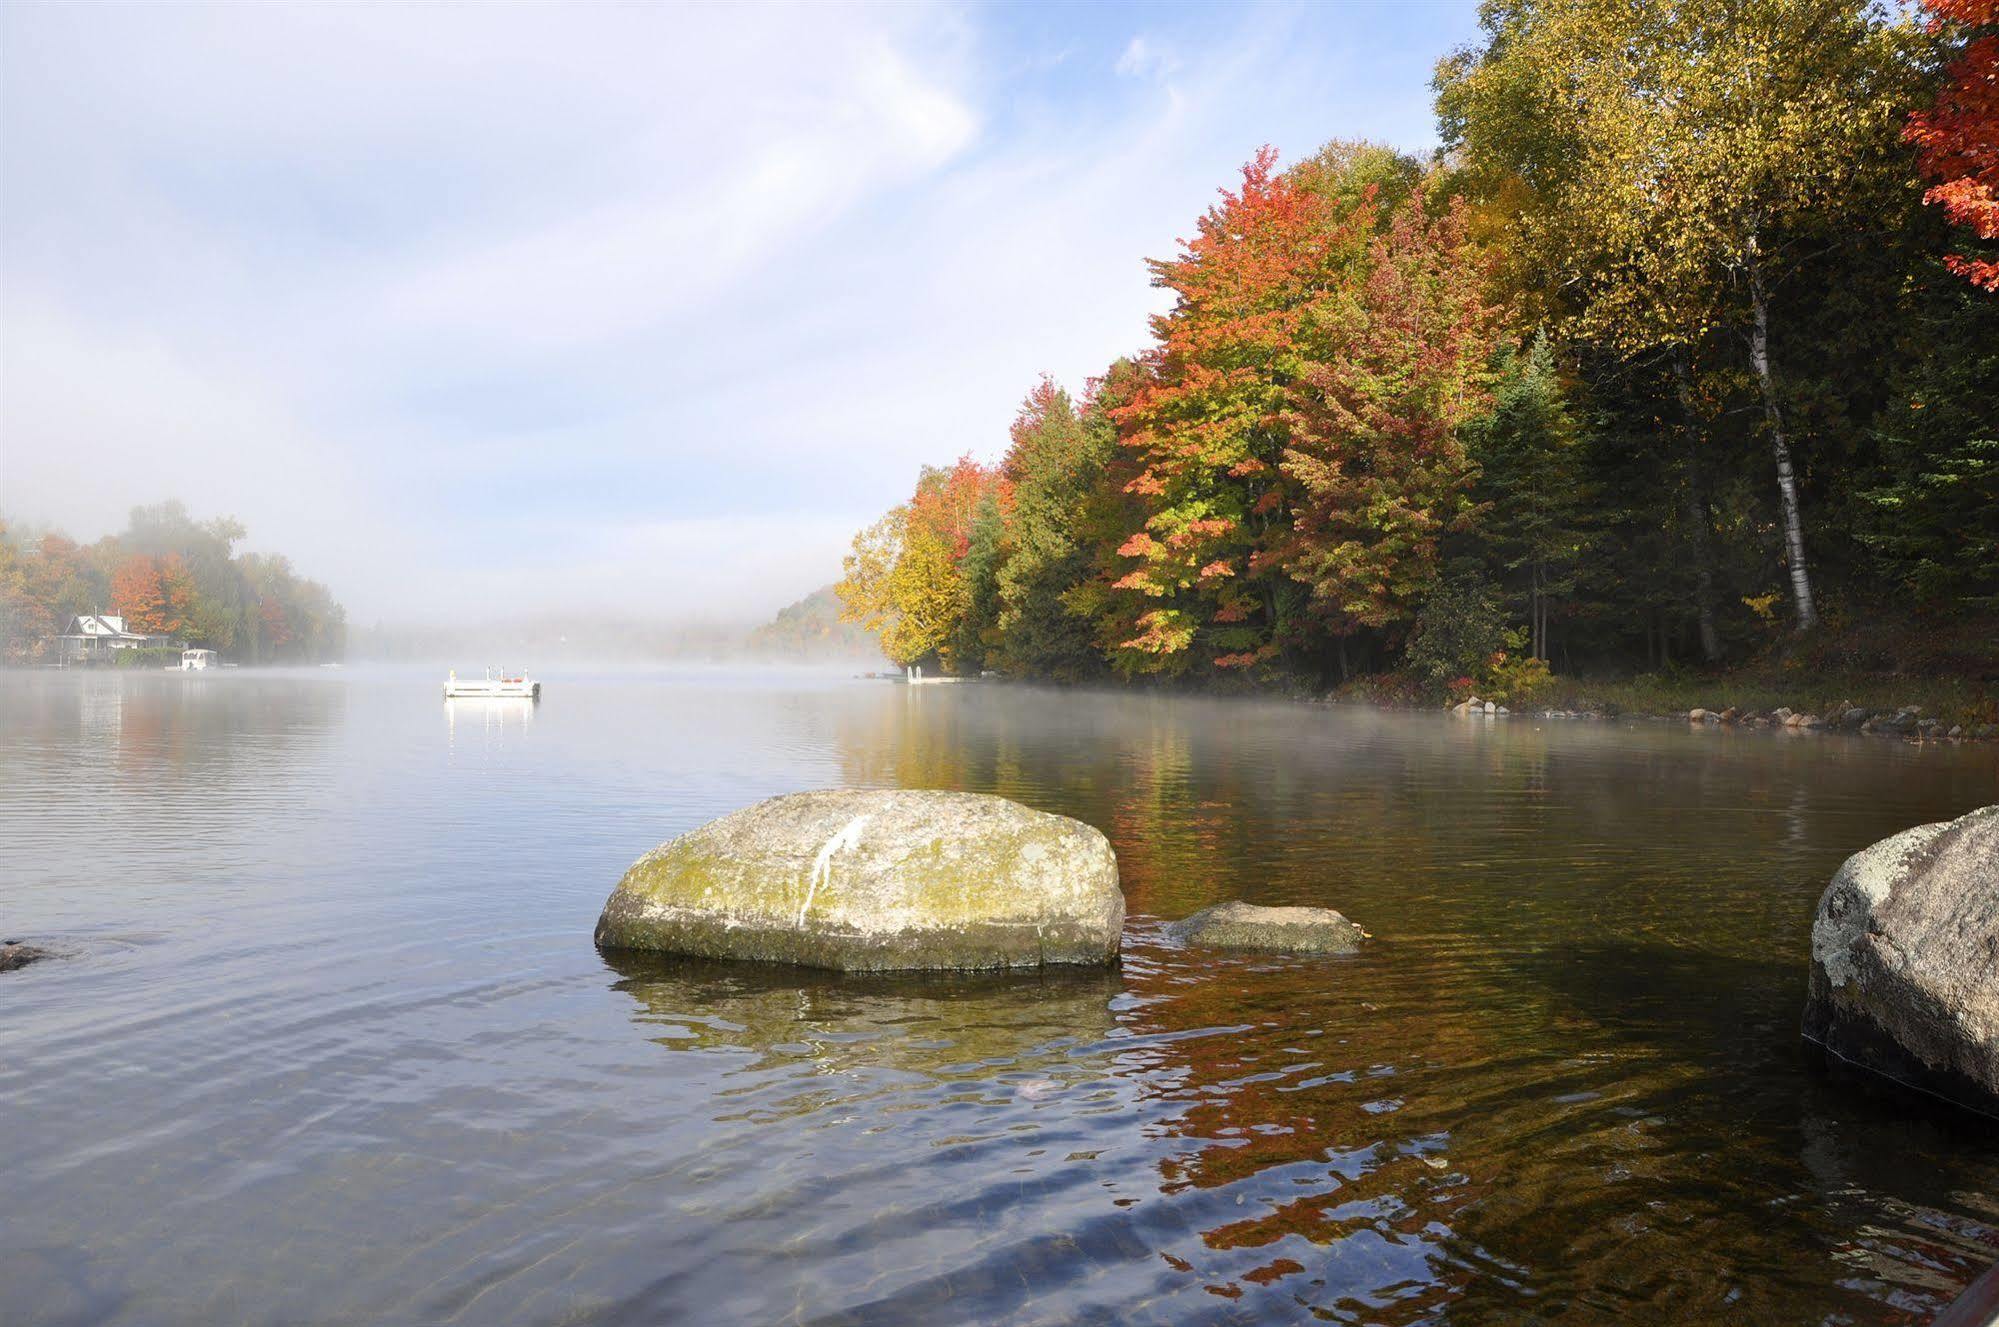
[{"x1": 799, "y1": 814, "x2": 870, "y2": 927}]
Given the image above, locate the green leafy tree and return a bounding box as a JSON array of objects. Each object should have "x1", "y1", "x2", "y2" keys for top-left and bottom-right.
[
  {"x1": 1404, "y1": 577, "x2": 1506, "y2": 691},
  {"x1": 954, "y1": 489, "x2": 1007, "y2": 672},
  {"x1": 1860, "y1": 278, "x2": 1999, "y2": 603},
  {"x1": 1437, "y1": 0, "x2": 1927, "y2": 633},
  {"x1": 992, "y1": 378, "x2": 1115, "y2": 679},
  {"x1": 1462, "y1": 332, "x2": 1593, "y2": 660}
]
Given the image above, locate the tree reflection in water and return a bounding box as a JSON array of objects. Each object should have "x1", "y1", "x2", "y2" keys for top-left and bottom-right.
[
  {"x1": 766, "y1": 685, "x2": 1999, "y2": 1321},
  {"x1": 603, "y1": 922, "x2": 1999, "y2": 1324}
]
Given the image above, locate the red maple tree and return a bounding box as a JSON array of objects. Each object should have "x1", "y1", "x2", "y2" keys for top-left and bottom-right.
[
  {"x1": 1109, "y1": 147, "x2": 1366, "y2": 669},
  {"x1": 913, "y1": 454, "x2": 1010, "y2": 560},
  {"x1": 1279, "y1": 192, "x2": 1503, "y2": 637},
  {"x1": 1908, "y1": 0, "x2": 1999, "y2": 290},
  {"x1": 1105, "y1": 148, "x2": 1502, "y2": 670}
]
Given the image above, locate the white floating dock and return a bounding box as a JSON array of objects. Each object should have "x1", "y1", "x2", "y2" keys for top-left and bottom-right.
[{"x1": 444, "y1": 670, "x2": 541, "y2": 700}]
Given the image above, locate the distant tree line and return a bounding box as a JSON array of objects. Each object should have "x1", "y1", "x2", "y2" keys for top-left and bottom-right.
[
  {"x1": 838, "y1": 0, "x2": 1998, "y2": 696},
  {"x1": 747, "y1": 586, "x2": 879, "y2": 661},
  {"x1": 0, "y1": 500, "x2": 345, "y2": 664}
]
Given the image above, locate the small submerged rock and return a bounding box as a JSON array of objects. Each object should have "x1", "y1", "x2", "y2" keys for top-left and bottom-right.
[
  {"x1": 1168, "y1": 902, "x2": 1368, "y2": 955},
  {"x1": 595, "y1": 789, "x2": 1124, "y2": 972},
  {"x1": 1803, "y1": 804, "x2": 1999, "y2": 1118},
  {"x1": 1872, "y1": 708, "x2": 1921, "y2": 735},
  {"x1": 0, "y1": 941, "x2": 52, "y2": 972}
]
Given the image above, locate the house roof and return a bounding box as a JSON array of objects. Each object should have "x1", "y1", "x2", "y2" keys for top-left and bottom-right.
[{"x1": 66, "y1": 615, "x2": 147, "y2": 639}]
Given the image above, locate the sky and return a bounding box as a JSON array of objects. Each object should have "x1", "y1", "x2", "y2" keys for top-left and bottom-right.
[{"x1": 0, "y1": 0, "x2": 1483, "y2": 628}]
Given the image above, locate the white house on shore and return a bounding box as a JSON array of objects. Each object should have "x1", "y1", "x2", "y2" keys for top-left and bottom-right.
[{"x1": 56, "y1": 614, "x2": 157, "y2": 665}]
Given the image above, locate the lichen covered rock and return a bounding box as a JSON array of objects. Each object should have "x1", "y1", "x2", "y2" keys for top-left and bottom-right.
[
  {"x1": 595, "y1": 789, "x2": 1124, "y2": 972},
  {"x1": 1168, "y1": 902, "x2": 1368, "y2": 955},
  {"x1": 1803, "y1": 805, "x2": 1999, "y2": 1117}
]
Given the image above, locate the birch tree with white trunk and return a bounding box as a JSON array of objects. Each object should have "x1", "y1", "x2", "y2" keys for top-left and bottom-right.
[{"x1": 1437, "y1": 0, "x2": 1925, "y2": 633}]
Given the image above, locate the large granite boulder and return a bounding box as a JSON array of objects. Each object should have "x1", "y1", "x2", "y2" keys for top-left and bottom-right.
[
  {"x1": 1803, "y1": 805, "x2": 1999, "y2": 1117},
  {"x1": 1169, "y1": 902, "x2": 1368, "y2": 955},
  {"x1": 595, "y1": 789, "x2": 1124, "y2": 972}
]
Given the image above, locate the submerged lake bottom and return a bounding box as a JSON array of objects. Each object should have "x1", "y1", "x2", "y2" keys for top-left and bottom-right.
[{"x1": 3, "y1": 667, "x2": 1997, "y2": 1326}]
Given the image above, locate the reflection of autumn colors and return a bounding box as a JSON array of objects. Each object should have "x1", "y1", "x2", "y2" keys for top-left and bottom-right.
[
  {"x1": 17, "y1": 671, "x2": 349, "y2": 784},
  {"x1": 828, "y1": 685, "x2": 1999, "y2": 1323},
  {"x1": 1105, "y1": 931, "x2": 1999, "y2": 1323},
  {"x1": 1098, "y1": 937, "x2": 1497, "y2": 1319}
]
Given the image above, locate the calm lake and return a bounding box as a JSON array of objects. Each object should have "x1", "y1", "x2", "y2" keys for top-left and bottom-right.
[{"x1": 3, "y1": 668, "x2": 1997, "y2": 1326}]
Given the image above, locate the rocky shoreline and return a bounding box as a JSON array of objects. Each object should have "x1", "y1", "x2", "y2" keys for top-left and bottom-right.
[{"x1": 1446, "y1": 694, "x2": 1998, "y2": 742}]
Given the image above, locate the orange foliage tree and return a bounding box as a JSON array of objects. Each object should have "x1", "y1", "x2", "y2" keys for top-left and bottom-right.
[
  {"x1": 1109, "y1": 148, "x2": 1365, "y2": 671},
  {"x1": 110, "y1": 553, "x2": 194, "y2": 636},
  {"x1": 1279, "y1": 191, "x2": 1503, "y2": 646},
  {"x1": 1108, "y1": 149, "x2": 1504, "y2": 673},
  {"x1": 1908, "y1": 0, "x2": 1999, "y2": 290}
]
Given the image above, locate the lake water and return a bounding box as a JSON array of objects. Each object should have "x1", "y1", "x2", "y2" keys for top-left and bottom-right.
[{"x1": 4, "y1": 668, "x2": 1997, "y2": 1326}]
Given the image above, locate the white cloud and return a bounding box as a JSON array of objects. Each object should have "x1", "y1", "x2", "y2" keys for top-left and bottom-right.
[{"x1": 373, "y1": 38, "x2": 979, "y2": 354}]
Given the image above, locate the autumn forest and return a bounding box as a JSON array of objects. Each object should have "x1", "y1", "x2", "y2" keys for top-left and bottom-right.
[
  {"x1": 0, "y1": 501, "x2": 345, "y2": 665},
  {"x1": 837, "y1": 0, "x2": 1998, "y2": 701}
]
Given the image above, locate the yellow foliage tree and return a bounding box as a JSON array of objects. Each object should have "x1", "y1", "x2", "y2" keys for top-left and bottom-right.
[
  {"x1": 834, "y1": 500, "x2": 971, "y2": 670},
  {"x1": 882, "y1": 513, "x2": 967, "y2": 670},
  {"x1": 1437, "y1": 0, "x2": 1926, "y2": 634}
]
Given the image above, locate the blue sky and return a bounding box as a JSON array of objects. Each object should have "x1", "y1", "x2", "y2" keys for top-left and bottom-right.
[{"x1": 0, "y1": 0, "x2": 1482, "y2": 623}]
